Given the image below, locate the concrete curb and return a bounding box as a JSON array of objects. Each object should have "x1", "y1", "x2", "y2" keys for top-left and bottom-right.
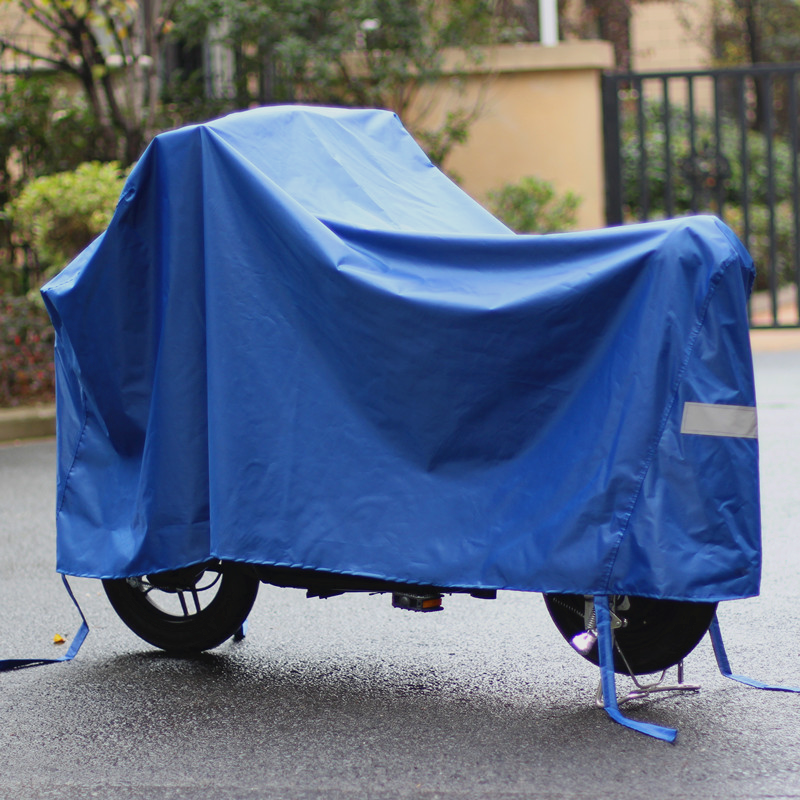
[
  {"x1": 0, "y1": 332, "x2": 798, "y2": 445},
  {"x1": 749, "y1": 328, "x2": 800, "y2": 352},
  {"x1": 0, "y1": 403, "x2": 56, "y2": 444}
]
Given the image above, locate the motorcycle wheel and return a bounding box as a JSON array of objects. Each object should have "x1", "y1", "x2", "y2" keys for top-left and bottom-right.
[
  {"x1": 103, "y1": 561, "x2": 260, "y2": 654},
  {"x1": 543, "y1": 594, "x2": 717, "y2": 675}
]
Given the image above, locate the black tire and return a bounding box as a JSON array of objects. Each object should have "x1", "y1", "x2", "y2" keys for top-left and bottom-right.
[
  {"x1": 103, "y1": 561, "x2": 260, "y2": 653},
  {"x1": 543, "y1": 594, "x2": 717, "y2": 675}
]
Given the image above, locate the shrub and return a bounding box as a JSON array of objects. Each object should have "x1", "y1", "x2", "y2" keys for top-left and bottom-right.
[
  {"x1": 724, "y1": 202, "x2": 797, "y2": 291},
  {"x1": 485, "y1": 176, "x2": 581, "y2": 233},
  {"x1": 619, "y1": 101, "x2": 800, "y2": 292},
  {"x1": 0, "y1": 76, "x2": 108, "y2": 187},
  {"x1": 0, "y1": 77, "x2": 113, "y2": 294},
  {"x1": 5, "y1": 161, "x2": 127, "y2": 290},
  {"x1": 0, "y1": 291, "x2": 55, "y2": 407},
  {"x1": 620, "y1": 101, "x2": 797, "y2": 218}
]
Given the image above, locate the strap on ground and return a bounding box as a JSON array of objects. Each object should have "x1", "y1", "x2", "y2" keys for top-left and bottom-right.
[
  {"x1": 233, "y1": 618, "x2": 249, "y2": 641},
  {"x1": 709, "y1": 614, "x2": 800, "y2": 692},
  {"x1": 594, "y1": 594, "x2": 678, "y2": 742},
  {"x1": 0, "y1": 575, "x2": 89, "y2": 672}
]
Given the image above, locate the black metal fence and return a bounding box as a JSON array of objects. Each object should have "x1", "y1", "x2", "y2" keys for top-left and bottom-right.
[{"x1": 602, "y1": 65, "x2": 800, "y2": 327}]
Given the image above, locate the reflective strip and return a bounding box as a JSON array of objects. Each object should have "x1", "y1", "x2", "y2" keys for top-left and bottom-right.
[{"x1": 680, "y1": 402, "x2": 758, "y2": 439}]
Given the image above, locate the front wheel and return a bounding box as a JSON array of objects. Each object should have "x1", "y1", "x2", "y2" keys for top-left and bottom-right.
[
  {"x1": 544, "y1": 594, "x2": 717, "y2": 675},
  {"x1": 103, "y1": 561, "x2": 260, "y2": 654}
]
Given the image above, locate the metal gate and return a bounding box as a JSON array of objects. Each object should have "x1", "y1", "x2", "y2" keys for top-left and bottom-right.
[{"x1": 602, "y1": 65, "x2": 800, "y2": 327}]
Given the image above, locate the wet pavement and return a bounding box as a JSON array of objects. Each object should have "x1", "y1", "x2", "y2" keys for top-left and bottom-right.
[{"x1": 0, "y1": 342, "x2": 799, "y2": 799}]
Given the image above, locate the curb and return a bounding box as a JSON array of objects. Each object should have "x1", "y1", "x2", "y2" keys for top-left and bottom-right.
[
  {"x1": 749, "y1": 328, "x2": 800, "y2": 352},
  {"x1": 0, "y1": 404, "x2": 56, "y2": 445}
]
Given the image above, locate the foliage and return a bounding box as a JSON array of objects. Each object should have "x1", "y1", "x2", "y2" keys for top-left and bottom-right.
[
  {"x1": 620, "y1": 100, "x2": 796, "y2": 216},
  {"x1": 170, "y1": 0, "x2": 513, "y2": 164},
  {"x1": 486, "y1": 176, "x2": 581, "y2": 233},
  {"x1": 619, "y1": 100, "x2": 799, "y2": 288},
  {"x1": 175, "y1": 0, "x2": 509, "y2": 101},
  {"x1": 0, "y1": 76, "x2": 109, "y2": 289},
  {"x1": 0, "y1": 291, "x2": 55, "y2": 407},
  {"x1": 0, "y1": 0, "x2": 177, "y2": 164},
  {"x1": 0, "y1": 1, "x2": 524, "y2": 171},
  {"x1": 706, "y1": 0, "x2": 800, "y2": 134},
  {"x1": 414, "y1": 109, "x2": 474, "y2": 169},
  {"x1": 5, "y1": 162, "x2": 128, "y2": 290},
  {"x1": 711, "y1": 0, "x2": 800, "y2": 66},
  {"x1": 0, "y1": 76, "x2": 105, "y2": 195},
  {"x1": 724, "y1": 201, "x2": 797, "y2": 290}
]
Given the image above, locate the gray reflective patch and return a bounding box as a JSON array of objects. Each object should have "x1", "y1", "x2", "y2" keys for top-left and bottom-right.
[{"x1": 680, "y1": 402, "x2": 758, "y2": 439}]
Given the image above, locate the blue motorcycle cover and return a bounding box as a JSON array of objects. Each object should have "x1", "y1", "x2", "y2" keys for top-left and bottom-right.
[{"x1": 42, "y1": 106, "x2": 760, "y2": 601}]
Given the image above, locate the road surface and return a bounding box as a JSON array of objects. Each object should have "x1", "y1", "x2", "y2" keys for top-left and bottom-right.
[{"x1": 0, "y1": 345, "x2": 798, "y2": 799}]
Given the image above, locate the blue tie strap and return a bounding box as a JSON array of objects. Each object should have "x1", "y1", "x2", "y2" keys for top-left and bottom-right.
[
  {"x1": 594, "y1": 595, "x2": 678, "y2": 742},
  {"x1": 0, "y1": 575, "x2": 89, "y2": 672},
  {"x1": 709, "y1": 614, "x2": 800, "y2": 692}
]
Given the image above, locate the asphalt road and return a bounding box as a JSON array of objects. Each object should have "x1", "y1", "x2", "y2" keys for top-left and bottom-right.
[{"x1": 1, "y1": 347, "x2": 799, "y2": 800}]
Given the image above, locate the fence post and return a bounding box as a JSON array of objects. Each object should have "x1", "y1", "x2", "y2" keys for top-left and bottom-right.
[{"x1": 602, "y1": 74, "x2": 623, "y2": 226}]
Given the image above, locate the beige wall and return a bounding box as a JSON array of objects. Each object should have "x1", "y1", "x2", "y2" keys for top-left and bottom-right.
[
  {"x1": 631, "y1": 0, "x2": 712, "y2": 73},
  {"x1": 628, "y1": 0, "x2": 716, "y2": 111},
  {"x1": 631, "y1": 0, "x2": 714, "y2": 111},
  {"x1": 410, "y1": 42, "x2": 614, "y2": 231}
]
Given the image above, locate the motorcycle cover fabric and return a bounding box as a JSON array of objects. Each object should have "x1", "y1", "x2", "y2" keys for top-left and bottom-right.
[{"x1": 41, "y1": 106, "x2": 760, "y2": 601}]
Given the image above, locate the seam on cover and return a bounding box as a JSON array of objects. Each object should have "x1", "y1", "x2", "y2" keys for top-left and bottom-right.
[
  {"x1": 600, "y1": 251, "x2": 734, "y2": 593},
  {"x1": 198, "y1": 126, "x2": 214, "y2": 562},
  {"x1": 56, "y1": 391, "x2": 90, "y2": 518}
]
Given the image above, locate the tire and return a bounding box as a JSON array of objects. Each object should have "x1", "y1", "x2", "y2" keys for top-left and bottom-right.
[
  {"x1": 543, "y1": 594, "x2": 717, "y2": 675},
  {"x1": 103, "y1": 561, "x2": 260, "y2": 653}
]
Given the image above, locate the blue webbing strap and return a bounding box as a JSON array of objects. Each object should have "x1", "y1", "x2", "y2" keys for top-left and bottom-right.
[
  {"x1": 594, "y1": 595, "x2": 678, "y2": 742},
  {"x1": 233, "y1": 618, "x2": 249, "y2": 641},
  {"x1": 709, "y1": 614, "x2": 800, "y2": 692},
  {"x1": 0, "y1": 575, "x2": 89, "y2": 672}
]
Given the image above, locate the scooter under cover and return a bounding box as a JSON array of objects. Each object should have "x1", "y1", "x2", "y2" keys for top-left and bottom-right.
[{"x1": 42, "y1": 106, "x2": 760, "y2": 603}]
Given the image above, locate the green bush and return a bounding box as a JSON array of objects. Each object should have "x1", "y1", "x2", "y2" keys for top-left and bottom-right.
[
  {"x1": 619, "y1": 101, "x2": 800, "y2": 290},
  {"x1": 0, "y1": 77, "x2": 109, "y2": 186},
  {"x1": 724, "y1": 202, "x2": 797, "y2": 291},
  {"x1": 485, "y1": 176, "x2": 581, "y2": 233},
  {"x1": 0, "y1": 77, "x2": 113, "y2": 293},
  {"x1": 5, "y1": 161, "x2": 127, "y2": 290},
  {"x1": 620, "y1": 101, "x2": 797, "y2": 218},
  {"x1": 0, "y1": 290, "x2": 55, "y2": 408}
]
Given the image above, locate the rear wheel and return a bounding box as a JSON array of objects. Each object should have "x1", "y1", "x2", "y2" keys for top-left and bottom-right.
[
  {"x1": 543, "y1": 594, "x2": 717, "y2": 675},
  {"x1": 103, "y1": 561, "x2": 260, "y2": 653}
]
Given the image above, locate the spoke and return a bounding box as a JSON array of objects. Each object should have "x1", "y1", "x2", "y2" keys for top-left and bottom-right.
[
  {"x1": 197, "y1": 572, "x2": 222, "y2": 592},
  {"x1": 136, "y1": 570, "x2": 220, "y2": 616}
]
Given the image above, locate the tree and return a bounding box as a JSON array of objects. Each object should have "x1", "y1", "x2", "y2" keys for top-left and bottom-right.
[
  {"x1": 710, "y1": 0, "x2": 800, "y2": 131},
  {"x1": 169, "y1": 0, "x2": 515, "y2": 164},
  {"x1": 0, "y1": 75, "x2": 106, "y2": 285},
  {"x1": 0, "y1": 0, "x2": 177, "y2": 163},
  {"x1": 0, "y1": 0, "x2": 522, "y2": 168},
  {"x1": 712, "y1": 0, "x2": 800, "y2": 66}
]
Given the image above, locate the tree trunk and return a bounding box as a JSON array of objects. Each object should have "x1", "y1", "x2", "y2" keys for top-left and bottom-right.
[{"x1": 586, "y1": 0, "x2": 633, "y2": 71}]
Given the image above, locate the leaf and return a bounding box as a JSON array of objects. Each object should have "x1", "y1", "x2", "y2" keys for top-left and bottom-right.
[{"x1": 53, "y1": 633, "x2": 66, "y2": 644}]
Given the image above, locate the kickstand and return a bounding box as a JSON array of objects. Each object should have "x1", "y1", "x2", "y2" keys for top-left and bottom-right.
[{"x1": 596, "y1": 659, "x2": 701, "y2": 707}]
